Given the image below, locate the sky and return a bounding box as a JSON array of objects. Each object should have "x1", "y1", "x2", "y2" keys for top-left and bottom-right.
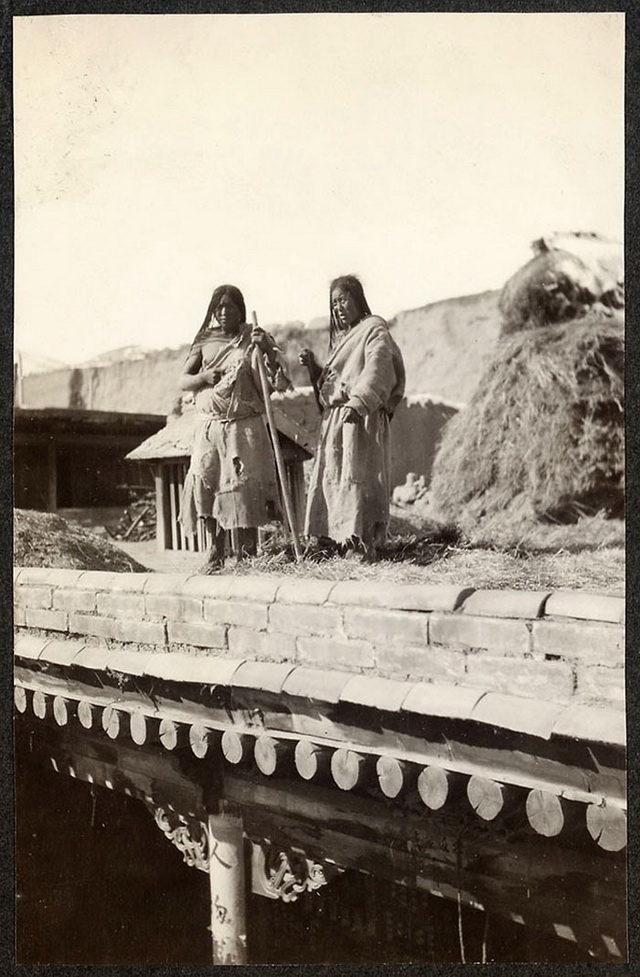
[{"x1": 13, "y1": 12, "x2": 624, "y2": 365}]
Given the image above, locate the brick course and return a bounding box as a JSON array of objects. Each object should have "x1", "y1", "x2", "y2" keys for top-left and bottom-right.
[
  {"x1": 465, "y1": 656, "x2": 575, "y2": 703},
  {"x1": 344, "y1": 607, "x2": 427, "y2": 645},
  {"x1": 531, "y1": 620, "x2": 623, "y2": 666},
  {"x1": 205, "y1": 599, "x2": 269, "y2": 629},
  {"x1": 166, "y1": 621, "x2": 226, "y2": 649},
  {"x1": 296, "y1": 635, "x2": 375, "y2": 671},
  {"x1": 145, "y1": 594, "x2": 204, "y2": 623},
  {"x1": 269, "y1": 602, "x2": 343, "y2": 636},
  {"x1": 227, "y1": 627, "x2": 297, "y2": 662},
  {"x1": 430, "y1": 613, "x2": 530, "y2": 656}
]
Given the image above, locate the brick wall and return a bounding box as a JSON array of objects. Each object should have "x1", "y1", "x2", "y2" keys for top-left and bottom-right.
[{"x1": 14, "y1": 568, "x2": 624, "y2": 711}]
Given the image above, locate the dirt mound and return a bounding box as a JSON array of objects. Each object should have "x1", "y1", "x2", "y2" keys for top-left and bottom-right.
[
  {"x1": 14, "y1": 509, "x2": 148, "y2": 572},
  {"x1": 429, "y1": 309, "x2": 624, "y2": 530}
]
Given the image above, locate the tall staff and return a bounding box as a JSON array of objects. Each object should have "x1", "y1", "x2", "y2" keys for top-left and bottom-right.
[{"x1": 251, "y1": 311, "x2": 303, "y2": 562}]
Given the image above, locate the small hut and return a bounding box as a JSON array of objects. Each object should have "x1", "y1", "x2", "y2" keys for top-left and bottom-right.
[{"x1": 127, "y1": 406, "x2": 314, "y2": 552}]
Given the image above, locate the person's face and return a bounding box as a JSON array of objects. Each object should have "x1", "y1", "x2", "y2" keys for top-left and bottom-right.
[
  {"x1": 214, "y1": 295, "x2": 243, "y2": 334},
  {"x1": 331, "y1": 286, "x2": 361, "y2": 329}
]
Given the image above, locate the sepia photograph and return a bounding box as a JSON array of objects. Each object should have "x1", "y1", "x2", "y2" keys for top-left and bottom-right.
[{"x1": 12, "y1": 8, "x2": 626, "y2": 965}]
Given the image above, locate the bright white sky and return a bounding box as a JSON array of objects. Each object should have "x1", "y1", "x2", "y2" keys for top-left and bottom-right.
[{"x1": 13, "y1": 12, "x2": 624, "y2": 364}]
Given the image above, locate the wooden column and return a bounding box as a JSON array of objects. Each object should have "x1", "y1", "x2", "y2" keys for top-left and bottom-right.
[
  {"x1": 207, "y1": 809, "x2": 247, "y2": 965},
  {"x1": 154, "y1": 466, "x2": 168, "y2": 552}
]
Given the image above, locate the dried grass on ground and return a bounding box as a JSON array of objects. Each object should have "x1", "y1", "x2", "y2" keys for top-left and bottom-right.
[
  {"x1": 216, "y1": 515, "x2": 624, "y2": 596},
  {"x1": 429, "y1": 310, "x2": 624, "y2": 530},
  {"x1": 14, "y1": 509, "x2": 147, "y2": 572}
]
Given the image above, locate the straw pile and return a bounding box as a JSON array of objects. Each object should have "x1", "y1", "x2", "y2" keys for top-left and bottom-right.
[
  {"x1": 429, "y1": 307, "x2": 624, "y2": 529},
  {"x1": 14, "y1": 509, "x2": 148, "y2": 571}
]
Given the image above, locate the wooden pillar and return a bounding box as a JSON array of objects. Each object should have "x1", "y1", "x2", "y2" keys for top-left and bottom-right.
[
  {"x1": 207, "y1": 809, "x2": 248, "y2": 965},
  {"x1": 47, "y1": 440, "x2": 57, "y2": 512},
  {"x1": 154, "y1": 466, "x2": 168, "y2": 552}
]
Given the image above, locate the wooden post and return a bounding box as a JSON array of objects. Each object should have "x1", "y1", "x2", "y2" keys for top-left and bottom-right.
[
  {"x1": 154, "y1": 467, "x2": 168, "y2": 552},
  {"x1": 207, "y1": 809, "x2": 248, "y2": 965}
]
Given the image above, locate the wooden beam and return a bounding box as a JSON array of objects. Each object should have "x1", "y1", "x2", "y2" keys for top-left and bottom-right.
[
  {"x1": 294, "y1": 740, "x2": 330, "y2": 781},
  {"x1": 376, "y1": 755, "x2": 406, "y2": 799},
  {"x1": 586, "y1": 802, "x2": 627, "y2": 852},
  {"x1": 190, "y1": 724, "x2": 214, "y2": 759},
  {"x1": 467, "y1": 775, "x2": 520, "y2": 821},
  {"x1": 526, "y1": 789, "x2": 567, "y2": 837},
  {"x1": 331, "y1": 748, "x2": 368, "y2": 791},
  {"x1": 254, "y1": 735, "x2": 292, "y2": 777}
]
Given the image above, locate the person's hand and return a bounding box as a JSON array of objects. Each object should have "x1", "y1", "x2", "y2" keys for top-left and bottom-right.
[
  {"x1": 251, "y1": 325, "x2": 269, "y2": 351},
  {"x1": 342, "y1": 406, "x2": 361, "y2": 424},
  {"x1": 299, "y1": 348, "x2": 317, "y2": 368},
  {"x1": 200, "y1": 368, "x2": 221, "y2": 387}
]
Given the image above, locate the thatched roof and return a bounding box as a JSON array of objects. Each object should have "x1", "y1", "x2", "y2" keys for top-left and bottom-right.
[
  {"x1": 430, "y1": 309, "x2": 624, "y2": 529},
  {"x1": 127, "y1": 402, "x2": 314, "y2": 462}
]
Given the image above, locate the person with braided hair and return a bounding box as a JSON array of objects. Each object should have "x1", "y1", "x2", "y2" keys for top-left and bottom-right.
[
  {"x1": 299, "y1": 275, "x2": 405, "y2": 560},
  {"x1": 179, "y1": 283, "x2": 291, "y2": 571}
]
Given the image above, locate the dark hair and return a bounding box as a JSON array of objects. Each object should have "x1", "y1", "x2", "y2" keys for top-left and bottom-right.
[
  {"x1": 328, "y1": 275, "x2": 371, "y2": 348},
  {"x1": 190, "y1": 284, "x2": 247, "y2": 348}
]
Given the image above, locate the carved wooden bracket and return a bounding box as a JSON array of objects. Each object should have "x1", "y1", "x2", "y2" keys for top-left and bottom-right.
[
  {"x1": 144, "y1": 804, "x2": 344, "y2": 900},
  {"x1": 250, "y1": 841, "x2": 343, "y2": 902},
  {"x1": 147, "y1": 804, "x2": 210, "y2": 873}
]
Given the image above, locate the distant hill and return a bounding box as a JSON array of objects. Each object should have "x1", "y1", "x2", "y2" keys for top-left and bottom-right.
[{"x1": 20, "y1": 290, "x2": 503, "y2": 413}]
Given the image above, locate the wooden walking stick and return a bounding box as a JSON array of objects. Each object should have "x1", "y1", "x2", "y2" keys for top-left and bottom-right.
[{"x1": 251, "y1": 311, "x2": 303, "y2": 562}]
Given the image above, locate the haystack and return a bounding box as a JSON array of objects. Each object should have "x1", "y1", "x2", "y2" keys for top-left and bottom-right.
[
  {"x1": 429, "y1": 307, "x2": 624, "y2": 529},
  {"x1": 14, "y1": 509, "x2": 148, "y2": 571}
]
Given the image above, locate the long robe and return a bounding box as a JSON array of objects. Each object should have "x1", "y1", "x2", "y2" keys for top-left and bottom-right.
[
  {"x1": 179, "y1": 324, "x2": 290, "y2": 534},
  {"x1": 304, "y1": 315, "x2": 405, "y2": 544}
]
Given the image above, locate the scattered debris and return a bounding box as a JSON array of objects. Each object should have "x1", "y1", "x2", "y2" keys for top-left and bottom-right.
[{"x1": 105, "y1": 490, "x2": 156, "y2": 542}]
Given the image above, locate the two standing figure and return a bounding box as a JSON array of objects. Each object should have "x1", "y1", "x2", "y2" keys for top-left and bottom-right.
[{"x1": 179, "y1": 276, "x2": 405, "y2": 569}]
